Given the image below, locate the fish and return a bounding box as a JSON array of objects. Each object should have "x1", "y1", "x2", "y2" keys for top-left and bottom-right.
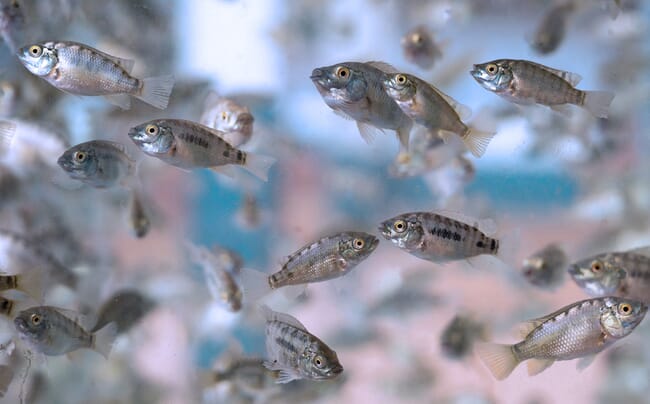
[
  {"x1": 522, "y1": 243, "x2": 568, "y2": 289},
  {"x1": 476, "y1": 297, "x2": 647, "y2": 380},
  {"x1": 0, "y1": 269, "x2": 43, "y2": 301},
  {"x1": 128, "y1": 191, "x2": 150, "y2": 238},
  {"x1": 401, "y1": 25, "x2": 443, "y2": 70},
  {"x1": 378, "y1": 211, "x2": 499, "y2": 263},
  {"x1": 240, "y1": 232, "x2": 379, "y2": 301},
  {"x1": 13, "y1": 306, "x2": 118, "y2": 358},
  {"x1": 235, "y1": 193, "x2": 263, "y2": 230},
  {"x1": 57, "y1": 140, "x2": 136, "y2": 189},
  {"x1": 310, "y1": 61, "x2": 414, "y2": 150},
  {"x1": 91, "y1": 289, "x2": 155, "y2": 333},
  {"x1": 127, "y1": 119, "x2": 275, "y2": 182},
  {"x1": 199, "y1": 91, "x2": 255, "y2": 148},
  {"x1": 185, "y1": 241, "x2": 243, "y2": 312},
  {"x1": 0, "y1": 0, "x2": 25, "y2": 52},
  {"x1": 440, "y1": 314, "x2": 487, "y2": 359},
  {"x1": 528, "y1": 2, "x2": 574, "y2": 54},
  {"x1": 383, "y1": 72, "x2": 496, "y2": 157},
  {"x1": 211, "y1": 245, "x2": 244, "y2": 276},
  {"x1": 261, "y1": 305, "x2": 343, "y2": 383},
  {"x1": 16, "y1": 41, "x2": 174, "y2": 110},
  {"x1": 568, "y1": 247, "x2": 650, "y2": 302},
  {"x1": 470, "y1": 59, "x2": 615, "y2": 118}
]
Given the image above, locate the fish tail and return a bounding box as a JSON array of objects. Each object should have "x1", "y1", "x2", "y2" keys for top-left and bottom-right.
[
  {"x1": 241, "y1": 152, "x2": 276, "y2": 182},
  {"x1": 475, "y1": 342, "x2": 520, "y2": 380},
  {"x1": 496, "y1": 227, "x2": 521, "y2": 269},
  {"x1": 462, "y1": 127, "x2": 497, "y2": 158},
  {"x1": 0, "y1": 120, "x2": 16, "y2": 154},
  {"x1": 239, "y1": 268, "x2": 273, "y2": 303},
  {"x1": 581, "y1": 90, "x2": 614, "y2": 118},
  {"x1": 91, "y1": 322, "x2": 118, "y2": 359},
  {"x1": 136, "y1": 75, "x2": 175, "y2": 110},
  {"x1": 16, "y1": 270, "x2": 44, "y2": 302}
]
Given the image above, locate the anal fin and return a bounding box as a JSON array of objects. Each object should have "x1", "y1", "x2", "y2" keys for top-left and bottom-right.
[{"x1": 527, "y1": 358, "x2": 554, "y2": 376}]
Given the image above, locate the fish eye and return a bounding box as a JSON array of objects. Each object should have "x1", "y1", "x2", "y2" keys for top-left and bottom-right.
[
  {"x1": 591, "y1": 261, "x2": 602, "y2": 272},
  {"x1": 314, "y1": 355, "x2": 324, "y2": 368},
  {"x1": 486, "y1": 64, "x2": 497, "y2": 74},
  {"x1": 619, "y1": 303, "x2": 632, "y2": 314},
  {"x1": 145, "y1": 124, "x2": 159, "y2": 136},
  {"x1": 30, "y1": 314, "x2": 41, "y2": 325},
  {"x1": 73, "y1": 151, "x2": 86, "y2": 162},
  {"x1": 353, "y1": 238, "x2": 365, "y2": 250},
  {"x1": 412, "y1": 33, "x2": 422, "y2": 43},
  {"x1": 396, "y1": 74, "x2": 407, "y2": 85},
  {"x1": 28, "y1": 45, "x2": 42, "y2": 57},
  {"x1": 336, "y1": 66, "x2": 350, "y2": 79},
  {"x1": 393, "y1": 220, "x2": 406, "y2": 233},
  {"x1": 221, "y1": 111, "x2": 228, "y2": 121}
]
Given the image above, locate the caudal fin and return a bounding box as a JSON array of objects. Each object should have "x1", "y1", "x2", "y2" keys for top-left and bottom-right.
[
  {"x1": 582, "y1": 91, "x2": 614, "y2": 118},
  {"x1": 92, "y1": 322, "x2": 119, "y2": 359},
  {"x1": 475, "y1": 342, "x2": 520, "y2": 380},
  {"x1": 0, "y1": 121, "x2": 16, "y2": 154},
  {"x1": 16, "y1": 270, "x2": 44, "y2": 302},
  {"x1": 239, "y1": 268, "x2": 272, "y2": 303},
  {"x1": 461, "y1": 127, "x2": 497, "y2": 158},
  {"x1": 136, "y1": 75, "x2": 175, "y2": 110},
  {"x1": 241, "y1": 152, "x2": 276, "y2": 182}
]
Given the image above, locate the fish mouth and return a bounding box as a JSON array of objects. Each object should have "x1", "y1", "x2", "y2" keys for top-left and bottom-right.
[
  {"x1": 56, "y1": 154, "x2": 72, "y2": 170},
  {"x1": 309, "y1": 68, "x2": 323, "y2": 80},
  {"x1": 13, "y1": 316, "x2": 28, "y2": 332},
  {"x1": 329, "y1": 364, "x2": 344, "y2": 376},
  {"x1": 370, "y1": 237, "x2": 380, "y2": 249},
  {"x1": 234, "y1": 113, "x2": 254, "y2": 128},
  {"x1": 469, "y1": 66, "x2": 481, "y2": 79},
  {"x1": 567, "y1": 264, "x2": 580, "y2": 276},
  {"x1": 378, "y1": 222, "x2": 392, "y2": 239},
  {"x1": 128, "y1": 127, "x2": 146, "y2": 142}
]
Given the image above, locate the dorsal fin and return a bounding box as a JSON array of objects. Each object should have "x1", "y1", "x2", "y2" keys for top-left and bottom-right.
[
  {"x1": 432, "y1": 209, "x2": 497, "y2": 235},
  {"x1": 260, "y1": 305, "x2": 307, "y2": 331},
  {"x1": 525, "y1": 60, "x2": 582, "y2": 86},
  {"x1": 627, "y1": 246, "x2": 650, "y2": 257},
  {"x1": 516, "y1": 318, "x2": 546, "y2": 338},
  {"x1": 366, "y1": 61, "x2": 399, "y2": 73},
  {"x1": 429, "y1": 86, "x2": 472, "y2": 121}
]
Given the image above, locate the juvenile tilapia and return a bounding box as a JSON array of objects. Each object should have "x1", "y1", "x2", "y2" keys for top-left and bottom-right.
[
  {"x1": 522, "y1": 243, "x2": 568, "y2": 289},
  {"x1": 57, "y1": 140, "x2": 136, "y2": 188},
  {"x1": 262, "y1": 305, "x2": 343, "y2": 383},
  {"x1": 383, "y1": 73, "x2": 496, "y2": 157},
  {"x1": 128, "y1": 119, "x2": 275, "y2": 181},
  {"x1": 379, "y1": 211, "x2": 499, "y2": 263},
  {"x1": 200, "y1": 91, "x2": 255, "y2": 148},
  {"x1": 310, "y1": 61, "x2": 413, "y2": 150},
  {"x1": 91, "y1": 289, "x2": 155, "y2": 333},
  {"x1": 240, "y1": 232, "x2": 379, "y2": 301},
  {"x1": 476, "y1": 297, "x2": 647, "y2": 380},
  {"x1": 401, "y1": 25, "x2": 442, "y2": 70},
  {"x1": 14, "y1": 306, "x2": 118, "y2": 358},
  {"x1": 470, "y1": 59, "x2": 614, "y2": 118},
  {"x1": 528, "y1": 2, "x2": 574, "y2": 54},
  {"x1": 17, "y1": 41, "x2": 174, "y2": 109}
]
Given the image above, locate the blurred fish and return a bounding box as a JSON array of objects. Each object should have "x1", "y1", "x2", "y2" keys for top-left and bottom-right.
[
  {"x1": 0, "y1": 269, "x2": 42, "y2": 301},
  {"x1": 367, "y1": 288, "x2": 441, "y2": 317},
  {"x1": 16, "y1": 41, "x2": 174, "y2": 109},
  {"x1": 522, "y1": 243, "x2": 568, "y2": 289},
  {"x1": 470, "y1": 59, "x2": 615, "y2": 118},
  {"x1": 528, "y1": 2, "x2": 574, "y2": 54},
  {"x1": 199, "y1": 91, "x2": 255, "y2": 148},
  {"x1": 235, "y1": 192, "x2": 263, "y2": 230},
  {"x1": 240, "y1": 232, "x2": 379, "y2": 301},
  {"x1": 568, "y1": 247, "x2": 650, "y2": 302},
  {"x1": 186, "y1": 241, "x2": 242, "y2": 312},
  {"x1": 210, "y1": 245, "x2": 243, "y2": 276},
  {"x1": 476, "y1": 297, "x2": 647, "y2": 380},
  {"x1": 388, "y1": 128, "x2": 464, "y2": 178},
  {"x1": 0, "y1": 121, "x2": 15, "y2": 154},
  {"x1": 379, "y1": 211, "x2": 499, "y2": 263},
  {"x1": 128, "y1": 119, "x2": 275, "y2": 182},
  {"x1": 262, "y1": 305, "x2": 343, "y2": 383},
  {"x1": 91, "y1": 289, "x2": 155, "y2": 334},
  {"x1": 310, "y1": 61, "x2": 413, "y2": 150},
  {"x1": 128, "y1": 191, "x2": 150, "y2": 238},
  {"x1": 0, "y1": 295, "x2": 29, "y2": 317},
  {"x1": 14, "y1": 306, "x2": 118, "y2": 358},
  {"x1": 422, "y1": 155, "x2": 476, "y2": 201},
  {"x1": 401, "y1": 25, "x2": 442, "y2": 70},
  {"x1": 440, "y1": 314, "x2": 487, "y2": 359},
  {"x1": 383, "y1": 72, "x2": 495, "y2": 157},
  {"x1": 0, "y1": 0, "x2": 24, "y2": 52},
  {"x1": 57, "y1": 140, "x2": 136, "y2": 189},
  {"x1": 203, "y1": 356, "x2": 280, "y2": 402}
]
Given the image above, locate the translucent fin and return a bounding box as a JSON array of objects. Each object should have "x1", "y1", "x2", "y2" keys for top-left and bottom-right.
[
  {"x1": 333, "y1": 109, "x2": 353, "y2": 121},
  {"x1": 0, "y1": 121, "x2": 16, "y2": 153},
  {"x1": 582, "y1": 91, "x2": 615, "y2": 118},
  {"x1": 516, "y1": 318, "x2": 545, "y2": 339},
  {"x1": 263, "y1": 360, "x2": 300, "y2": 384},
  {"x1": 527, "y1": 358, "x2": 554, "y2": 376},
  {"x1": 241, "y1": 152, "x2": 276, "y2": 182},
  {"x1": 104, "y1": 94, "x2": 131, "y2": 110},
  {"x1": 91, "y1": 322, "x2": 118, "y2": 359},
  {"x1": 259, "y1": 305, "x2": 307, "y2": 331},
  {"x1": 461, "y1": 127, "x2": 497, "y2": 158},
  {"x1": 527, "y1": 61, "x2": 582, "y2": 86},
  {"x1": 475, "y1": 342, "x2": 520, "y2": 380},
  {"x1": 280, "y1": 284, "x2": 308, "y2": 301},
  {"x1": 431, "y1": 87, "x2": 472, "y2": 120},
  {"x1": 209, "y1": 165, "x2": 237, "y2": 180},
  {"x1": 366, "y1": 61, "x2": 399, "y2": 73},
  {"x1": 576, "y1": 354, "x2": 596, "y2": 371},
  {"x1": 16, "y1": 270, "x2": 44, "y2": 302},
  {"x1": 203, "y1": 90, "x2": 221, "y2": 107},
  {"x1": 628, "y1": 246, "x2": 650, "y2": 257},
  {"x1": 497, "y1": 227, "x2": 521, "y2": 269},
  {"x1": 357, "y1": 122, "x2": 383, "y2": 144},
  {"x1": 239, "y1": 268, "x2": 272, "y2": 302},
  {"x1": 135, "y1": 75, "x2": 175, "y2": 110},
  {"x1": 432, "y1": 209, "x2": 497, "y2": 235},
  {"x1": 396, "y1": 125, "x2": 411, "y2": 150},
  {"x1": 549, "y1": 104, "x2": 573, "y2": 117}
]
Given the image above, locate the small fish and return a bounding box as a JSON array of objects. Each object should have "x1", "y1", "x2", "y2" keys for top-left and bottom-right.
[
  {"x1": 128, "y1": 191, "x2": 150, "y2": 238},
  {"x1": 470, "y1": 59, "x2": 615, "y2": 118},
  {"x1": 379, "y1": 211, "x2": 499, "y2": 263},
  {"x1": 57, "y1": 140, "x2": 136, "y2": 189},
  {"x1": 186, "y1": 241, "x2": 243, "y2": 312},
  {"x1": 476, "y1": 297, "x2": 647, "y2": 380},
  {"x1": 0, "y1": 269, "x2": 42, "y2": 300},
  {"x1": 262, "y1": 305, "x2": 343, "y2": 383},
  {"x1": 211, "y1": 245, "x2": 243, "y2": 275},
  {"x1": 440, "y1": 314, "x2": 487, "y2": 359},
  {"x1": 14, "y1": 306, "x2": 118, "y2": 358},
  {"x1": 310, "y1": 61, "x2": 413, "y2": 150},
  {"x1": 383, "y1": 72, "x2": 496, "y2": 157},
  {"x1": 401, "y1": 25, "x2": 442, "y2": 70},
  {"x1": 240, "y1": 232, "x2": 379, "y2": 301},
  {"x1": 522, "y1": 243, "x2": 568, "y2": 289},
  {"x1": 127, "y1": 119, "x2": 275, "y2": 181},
  {"x1": 200, "y1": 91, "x2": 255, "y2": 148},
  {"x1": 16, "y1": 41, "x2": 174, "y2": 109},
  {"x1": 568, "y1": 247, "x2": 650, "y2": 302},
  {"x1": 528, "y1": 3, "x2": 574, "y2": 54},
  {"x1": 91, "y1": 289, "x2": 155, "y2": 334},
  {"x1": 235, "y1": 193, "x2": 262, "y2": 230},
  {"x1": 0, "y1": 0, "x2": 24, "y2": 52}
]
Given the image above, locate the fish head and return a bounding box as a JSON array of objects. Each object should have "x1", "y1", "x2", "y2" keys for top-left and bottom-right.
[
  {"x1": 378, "y1": 213, "x2": 424, "y2": 251},
  {"x1": 338, "y1": 232, "x2": 380, "y2": 264},
  {"x1": 600, "y1": 297, "x2": 647, "y2": 338},
  {"x1": 383, "y1": 73, "x2": 417, "y2": 102},
  {"x1": 57, "y1": 143, "x2": 99, "y2": 181},
  {"x1": 16, "y1": 43, "x2": 57, "y2": 76},
  {"x1": 14, "y1": 307, "x2": 49, "y2": 345},
  {"x1": 470, "y1": 60, "x2": 513, "y2": 92},
  {"x1": 310, "y1": 62, "x2": 368, "y2": 104},
  {"x1": 401, "y1": 26, "x2": 431, "y2": 53},
  {"x1": 301, "y1": 344, "x2": 344, "y2": 380},
  {"x1": 568, "y1": 255, "x2": 626, "y2": 296},
  {"x1": 128, "y1": 120, "x2": 175, "y2": 156}
]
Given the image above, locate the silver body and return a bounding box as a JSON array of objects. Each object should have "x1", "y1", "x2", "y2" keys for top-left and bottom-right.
[{"x1": 57, "y1": 140, "x2": 134, "y2": 188}]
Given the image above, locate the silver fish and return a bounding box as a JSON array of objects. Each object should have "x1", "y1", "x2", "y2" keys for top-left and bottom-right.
[
  {"x1": 379, "y1": 211, "x2": 499, "y2": 263},
  {"x1": 401, "y1": 25, "x2": 442, "y2": 70},
  {"x1": 522, "y1": 243, "x2": 568, "y2": 289},
  {"x1": 14, "y1": 306, "x2": 118, "y2": 358},
  {"x1": 310, "y1": 61, "x2": 413, "y2": 150},
  {"x1": 470, "y1": 59, "x2": 614, "y2": 118},
  {"x1": 91, "y1": 289, "x2": 155, "y2": 334},
  {"x1": 383, "y1": 72, "x2": 496, "y2": 157},
  {"x1": 477, "y1": 297, "x2": 647, "y2": 380},
  {"x1": 57, "y1": 140, "x2": 135, "y2": 189},
  {"x1": 262, "y1": 305, "x2": 343, "y2": 383},
  {"x1": 16, "y1": 40, "x2": 174, "y2": 110},
  {"x1": 128, "y1": 119, "x2": 275, "y2": 182},
  {"x1": 528, "y1": 3, "x2": 574, "y2": 54},
  {"x1": 199, "y1": 91, "x2": 255, "y2": 148}
]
